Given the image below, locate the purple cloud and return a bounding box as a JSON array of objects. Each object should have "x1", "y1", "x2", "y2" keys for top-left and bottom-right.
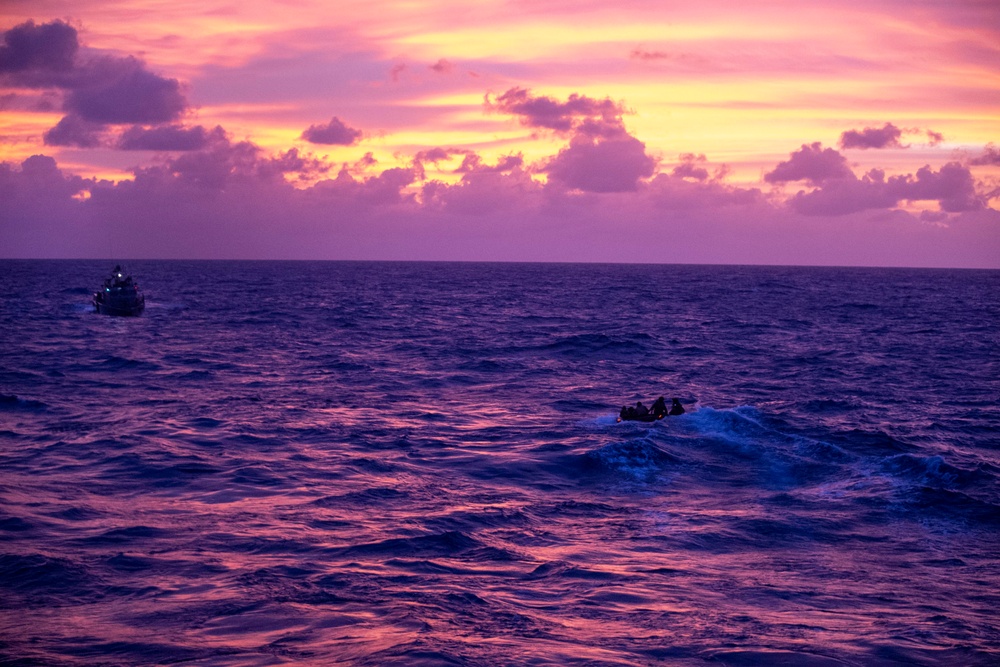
[
  {"x1": 456, "y1": 153, "x2": 523, "y2": 173},
  {"x1": 118, "y1": 124, "x2": 224, "y2": 151},
  {"x1": 545, "y1": 133, "x2": 656, "y2": 193},
  {"x1": 136, "y1": 139, "x2": 261, "y2": 190},
  {"x1": 484, "y1": 87, "x2": 658, "y2": 192},
  {"x1": 892, "y1": 162, "x2": 983, "y2": 213},
  {"x1": 414, "y1": 147, "x2": 470, "y2": 165},
  {"x1": 43, "y1": 114, "x2": 106, "y2": 148},
  {"x1": 63, "y1": 56, "x2": 186, "y2": 124},
  {"x1": 926, "y1": 130, "x2": 944, "y2": 145},
  {"x1": 789, "y1": 162, "x2": 983, "y2": 215},
  {"x1": 261, "y1": 148, "x2": 330, "y2": 182},
  {"x1": 422, "y1": 156, "x2": 539, "y2": 215},
  {"x1": 430, "y1": 58, "x2": 454, "y2": 73},
  {"x1": 301, "y1": 116, "x2": 362, "y2": 145},
  {"x1": 629, "y1": 49, "x2": 670, "y2": 61},
  {"x1": 787, "y1": 171, "x2": 897, "y2": 216},
  {"x1": 839, "y1": 123, "x2": 905, "y2": 150},
  {"x1": 486, "y1": 87, "x2": 655, "y2": 192},
  {"x1": 0, "y1": 19, "x2": 77, "y2": 76},
  {"x1": 1, "y1": 154, "x2": 89, "y2": 199},
  {"x1": 2, "y1": 20, "x2": 188, "y2": 127},
  {"x1": 765, "y1": 142, "x2": 854, "y2": 185},
  {"x1": 487, "y1": 87, "x2": 625, "y2": 133},
  {"x1": 648, "y1": 172, "x2": 762, "y2": 210},
  {"x1": 672, "y1": 153, "x2": 710, "y2": 181},
  {"x1": 970, "y1": 143, "x2": 1000, "y2": 166},
  {"x1": 2, "y1": 147, "x2": 998, "y2": 267},
  {"x1": 316, "y1": 165, "x2": 419, "y2": 207}
]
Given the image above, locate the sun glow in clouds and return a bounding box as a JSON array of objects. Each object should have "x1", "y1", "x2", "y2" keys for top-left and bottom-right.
[{"x1": 0, "y1": 0, "x2": 998, "y2": 266}]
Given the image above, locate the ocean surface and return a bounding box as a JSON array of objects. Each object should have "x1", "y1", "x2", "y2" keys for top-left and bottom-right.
[{"x1": 1, "y1": 260, "x2": 998, "y2": 667}]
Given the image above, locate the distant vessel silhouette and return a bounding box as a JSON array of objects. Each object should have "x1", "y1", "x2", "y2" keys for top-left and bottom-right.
[{"x1": 93, "y1": 265, "x2": 145, "y2": 316}]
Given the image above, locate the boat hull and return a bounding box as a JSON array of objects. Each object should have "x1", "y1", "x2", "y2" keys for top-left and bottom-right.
[
  {"x1": 94, "y1": 293, "x2": 145, "y2": 316},
  {"x1": 617, "y1": 413, "x2": 664, "y2": 422}
]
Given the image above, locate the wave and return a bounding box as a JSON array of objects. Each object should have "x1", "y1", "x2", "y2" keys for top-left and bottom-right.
[
  {"x1": 520, "y1": 332, "x2": 658, "y2": 358},
  {"x1": 577, "y1": 437, "x2": 681, "y2": 482},
  {"x1": 0, "y1": 553, "x2": 100, "y2": 606},
  {"x1": 3, "y1": 261, "x2": 999, "y2": 664},
  {"x1": 312, "y1": 486, "x2": 410, "y2": 507},
  {"x1": 523, "y1": 560, "x2": 621, "y2": 581},
  {"x1": 0, "y1": 516, "x2": 34, "y2": 532},
  {"x1": 0, "y1": 393, "x2": 48, "y2": 411},
  {"x1": 883, "y1": 453, "x2": 985, "y2": 488},
  {"x1": 94, "y1": 355, "x2": 163, "y2": 372},
  {"x1": 80, "y1": 525, "x2": 170, "y2": 546},
  {"x1": 324, "y1": 530, "x2": 498, "y2": 560}
]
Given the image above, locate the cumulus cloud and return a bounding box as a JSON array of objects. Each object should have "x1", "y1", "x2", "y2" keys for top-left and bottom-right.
[
  {"x1": 117, "y1": 124, "x2": 224, "y2": 151},
  {"x1": 64, "y1": 56, "x2": 186, "y2": 124},
  {"x1": 2, "y1": 20, "x2": 998, "y2": 266},
  {"x1": 264, "y1": 148, "x2": 331, "y2": 182},
  {"x1": 672, "y1": 153, "x2": 710, "y2": 181},
  {"x1": 544, "y1": 133, "x2": 656, "y2": 193},
  {"x1": 2, "y1": 146, "x2": 998, "y2": 266},
  {"x1": 315, "y1": 165, "x2": 420, "y2": 207},
  {"x1": 301, "y1": 116, "x2": 363, "y2": 145},
  {"x1": 2, "y1": 19, "x2": 188, "y2": 135},
  {"x1": 897, "y1": 162, "x2": 984, "y2": 212},
  {"x1": 129, "y1": 139, "x2": 328, "y2": 192},
  {"x1": 647, "y1": 171, "x2": 762, "y2": 210},
  {"x1": 422, "y1": 157, "x2": 540, "y2": 215},
  {"x1": 43, "y1": 114, "x2": 106, "y2": 148},
  {"x1": 839, "y1": 123, "x2": 946, "y2": 149},
  {"x1": 839, "y1": 122, "x2": 905, "y2": 150},
  {"x1": 486, "y1": 87, "x2": 655, "y2": 193},
  {"x1": 0, "y1": 19, "x2": 78, "y2": 78},
  {"x1": 970, "y1": 143, "x2": 1000, "y2": 166},
  {"x1": 1, "y1": 154, "x2": 89, "y2": 200},
  {"x1": 787, "y1": 170, "x2": 896, "y2": 216},
  {"x1": 765, "y1": 142, "x2": 854, "y2": 185},
  {"x1": 456, "y1": 153, "x2": 523, "y2": 173},
  {"x1": 486, "y1": 87, "x2": 626, "y2": 133},
  {"x1": 789, "y1": 162, "x2": 984, "y2": 215},
  {"x1": 337, "y1": 151, "x2": 378, "y2": 178},
  {"x1": 414, "y1": 147, "x2": 471, "y2": 165}
]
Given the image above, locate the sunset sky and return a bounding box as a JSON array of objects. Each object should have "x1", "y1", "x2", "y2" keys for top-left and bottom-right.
[{"x1": 2, "y1": 0, "x2": 998, "y2": 266}]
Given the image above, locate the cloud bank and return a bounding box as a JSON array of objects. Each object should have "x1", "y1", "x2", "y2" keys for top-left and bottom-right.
[
  {"x1": 2, "y1": 19, "x2": 191, "y2": 148},
  {"x1": 1, "y1": 19, "x2": 998, "y2": 267}
]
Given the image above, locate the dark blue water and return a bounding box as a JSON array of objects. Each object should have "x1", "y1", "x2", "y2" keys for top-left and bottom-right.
[{"x1": 1, "y1": 260, "x2": 999, "y2": 666}]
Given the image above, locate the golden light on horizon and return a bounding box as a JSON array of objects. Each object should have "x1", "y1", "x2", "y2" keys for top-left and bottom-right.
[{"x1": 1, "y1": 0, "x2": 998, "y2": 267}]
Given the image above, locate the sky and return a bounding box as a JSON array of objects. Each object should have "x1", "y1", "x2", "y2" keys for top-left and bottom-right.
[{"x1": 1, "y1": 0, "x2": 999, "y2": 266}]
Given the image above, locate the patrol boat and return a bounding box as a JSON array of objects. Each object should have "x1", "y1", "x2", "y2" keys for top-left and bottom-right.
[{"x1": 93, "y1": 265, "x2": 145, "y2": 316}]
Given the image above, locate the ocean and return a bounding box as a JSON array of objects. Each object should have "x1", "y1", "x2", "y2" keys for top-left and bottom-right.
[{"x1": 1, "y1": 260, "x2": 998, "y2": 666}]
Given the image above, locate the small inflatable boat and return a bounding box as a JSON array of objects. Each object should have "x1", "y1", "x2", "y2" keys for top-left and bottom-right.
[
  {"x1": 617, "y1": 397, "x2": 684, "y2": 422},
  {"x1": 617, "y1": 412, "x2": 665, "y2": 423}
]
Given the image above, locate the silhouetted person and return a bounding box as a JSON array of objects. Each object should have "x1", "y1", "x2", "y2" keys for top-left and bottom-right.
[
  {"x1": 651, "y1": 396, "x2": 667, "y2": 418},
  {"x1": 668, "y1": 398, "x2": 685, "y2": 415},
  {"x1": 620, "y1": 406, "x2": 628, "y2": 420},
  {"x1": 635, "y1": 401, "x2": 649, "y2": 417}
]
